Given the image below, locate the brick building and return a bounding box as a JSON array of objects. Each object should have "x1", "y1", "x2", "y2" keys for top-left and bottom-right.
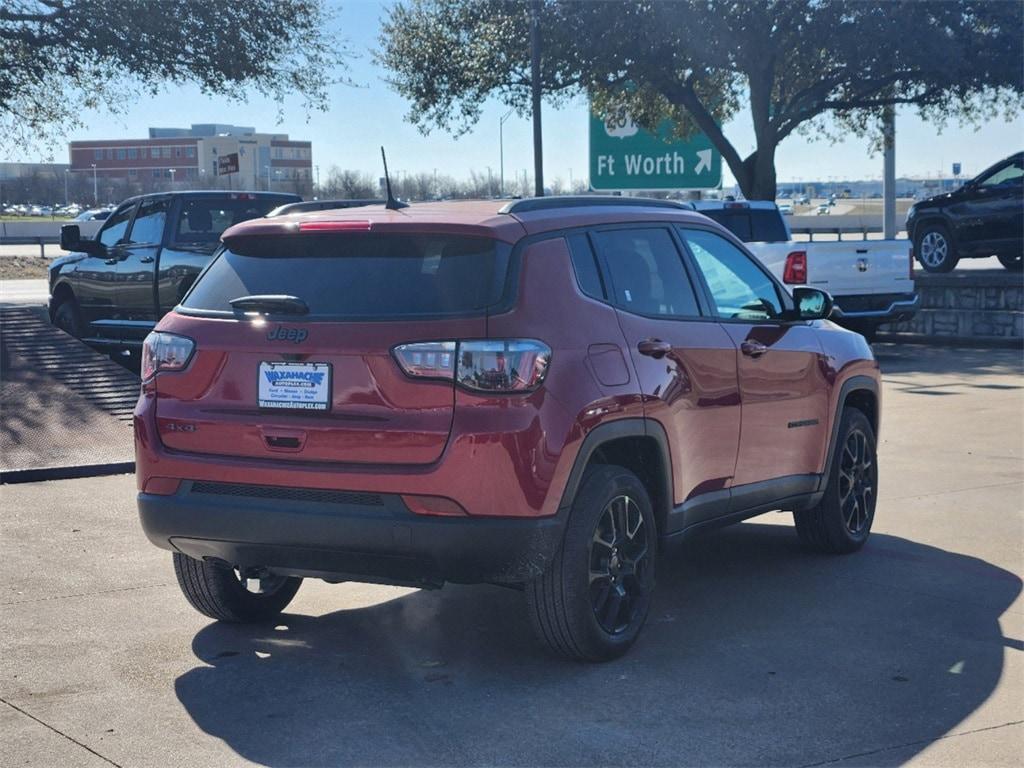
[{"x1": 68, "y1": 124, "x2": 312, "y2": 196}]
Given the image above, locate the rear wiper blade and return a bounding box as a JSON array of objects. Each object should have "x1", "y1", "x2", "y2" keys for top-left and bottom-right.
[{"x1": 229, "y1": 294, "x2": 309, "y2": 315}]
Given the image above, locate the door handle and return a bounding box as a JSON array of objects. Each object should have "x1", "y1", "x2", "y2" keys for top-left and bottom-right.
[
  {"x1": 741, "y1": 340, "x2": 768, "y2": 358},
  {"x1": 139, "y1": 256, "x2": 155, "y2": 263},
  {"x1": 637, "y1": 338, "x2": 672, "y2": 358}
]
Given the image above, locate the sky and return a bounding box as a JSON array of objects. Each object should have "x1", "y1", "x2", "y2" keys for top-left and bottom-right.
[{"x1": 7, "y1": 0, "x2": 1023, "y2": 187}]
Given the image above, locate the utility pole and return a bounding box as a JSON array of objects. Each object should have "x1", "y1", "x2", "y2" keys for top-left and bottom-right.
[
  {"x1": 882, "y1": 105, "x2": 896, "y2": 240},
  {"x1": 530, "y1": 0, "x2": 543, "y2": 196},
  {"x1": 500, "y1": 109, "x2": 512, "y2": 197},
  {"x1": 91, "y1": 164, "x2": 97, "y2": 204}
]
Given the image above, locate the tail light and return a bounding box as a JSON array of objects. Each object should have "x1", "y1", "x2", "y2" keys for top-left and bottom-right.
[
  {"x1": 141, "y1": 332, "x2": 195, "y2": 382},
  {"x1": 783, "y1": 250, "x2": 808, "y2": 284},
  {"x1": 393, "y1": 339, "x2": 551, "y2": 394}
]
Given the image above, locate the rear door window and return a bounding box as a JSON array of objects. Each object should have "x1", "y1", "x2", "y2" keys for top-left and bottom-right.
[
  {"x1": 181, "y1": 234, "x2": 511, "y2": 319},
  {"x1": 591, "y1": 228, "x2": 700, "y2": 318}
]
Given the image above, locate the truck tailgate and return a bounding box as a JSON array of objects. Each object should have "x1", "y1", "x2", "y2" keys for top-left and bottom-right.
[{"x1": 802, "y1": 240, "x2": 913, "y2": 296}]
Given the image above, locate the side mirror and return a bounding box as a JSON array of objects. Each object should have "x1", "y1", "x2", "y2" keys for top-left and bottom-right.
[
  {"x1": 790, "y1": 286, "x2": 834, "y2": 321},
  {"x1": 59, "y1": 224, "x2": 81, "y2": 251},
  {"x1": 60, "y1": 224, "x2": 104, "y2": 256}
]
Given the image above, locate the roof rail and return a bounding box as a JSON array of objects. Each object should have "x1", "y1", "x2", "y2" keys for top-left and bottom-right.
[
  {"x1": 265, "y1": 199, "x2": 386, "y2": 217},
  {"x1": 498, "y1": 196, "x2": 695, "y2": 215}
]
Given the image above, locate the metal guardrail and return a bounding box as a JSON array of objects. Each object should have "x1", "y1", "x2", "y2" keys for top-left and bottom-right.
[
  {"x1": 790, "y1": 226, "x2": 882, "y2": 241},
  {"x1": 0, "y1": 235, "x2": 57, "y2": 257}
]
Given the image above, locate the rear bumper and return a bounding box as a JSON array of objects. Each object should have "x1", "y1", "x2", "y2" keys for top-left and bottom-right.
[
  {"x1": 831, "y1": 293, "x2": 920, "y2": 325},
  {"x1": 138, "y1": 481, "x2": 565, "y2": 586}
]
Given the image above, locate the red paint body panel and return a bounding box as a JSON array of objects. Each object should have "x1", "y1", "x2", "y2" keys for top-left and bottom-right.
[{"x1": 615, "y1": 312, "x2": 741, "y2": 505}]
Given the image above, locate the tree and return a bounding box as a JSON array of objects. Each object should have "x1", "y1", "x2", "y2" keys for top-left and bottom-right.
[
  {"x1": 379, "y1": 0, "x2": 1023, "y2": 200},
  {"x1": 1, "y1": 0, "x2": 344, "y2": 154}
]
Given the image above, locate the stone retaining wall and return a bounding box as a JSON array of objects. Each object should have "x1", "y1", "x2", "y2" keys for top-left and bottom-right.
[{"x1": 879, "y1": 270, "x2": 1023, "y2": 346}]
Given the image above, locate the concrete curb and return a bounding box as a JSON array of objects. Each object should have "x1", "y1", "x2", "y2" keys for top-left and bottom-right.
[{"x1": 0, "y1": 461, "x2": 135, "y2": 485}]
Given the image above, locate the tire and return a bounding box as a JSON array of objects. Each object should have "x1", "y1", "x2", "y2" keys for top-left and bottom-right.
[
  {"x1": 997, "y1": 253, "x2": 1023, "y2": 272},
  {"x1": 915, "y1": 223, "x2": 958, "y2": 273},
  {"x1": 172, "y1": 552, "x2": 302, "y2": 622},
  {"x1": 52, "y1": 296, "x2": 85, "y2": 338},
  {"x1": 526, "y1": 464, "x2": 657, "y2": 661},
  {"x1": 794, "y1": 408, "x2": 877, "y2": 554}
]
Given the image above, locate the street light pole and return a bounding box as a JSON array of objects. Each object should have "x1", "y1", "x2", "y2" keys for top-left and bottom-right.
[
  {"x1": 530, "y1": 0, "x2": 543, "y2": 196},
  {"x1": 499, "y1": 109, "x2": 512, "y2": 197},
  {"x1": 91, "y1": 164, "x2": 97, "y2": 205}
]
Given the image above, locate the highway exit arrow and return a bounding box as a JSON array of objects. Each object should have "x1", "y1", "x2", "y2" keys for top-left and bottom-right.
[{"x1": 589, "y1": 108, "x2": 722, "y2": 191}]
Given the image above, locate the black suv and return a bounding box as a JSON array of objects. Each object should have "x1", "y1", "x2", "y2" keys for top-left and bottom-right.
[{"x1": 907, "y1": 152, "x2": 1023, "y2": 272}]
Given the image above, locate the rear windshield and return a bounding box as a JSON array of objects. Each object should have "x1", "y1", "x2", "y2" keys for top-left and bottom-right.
[
  {"x1": 698, "y1": 209, "x2": 788, "y2": 243},
  {"x1": 173, "y1": 197, "x2": 295, "y2": 245},
  {"x1": 181, "y1": 234, "x2": 511, "y2": 319}
]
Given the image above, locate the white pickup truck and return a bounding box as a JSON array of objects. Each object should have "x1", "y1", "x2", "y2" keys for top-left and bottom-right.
[{"x1": 692, "y1": 200, "x2": 919, "y2": 341}]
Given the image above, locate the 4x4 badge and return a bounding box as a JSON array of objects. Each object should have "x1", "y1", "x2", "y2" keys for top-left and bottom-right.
[{"x1": 267, "y1": 326, "x2": 308, "y2": 343}]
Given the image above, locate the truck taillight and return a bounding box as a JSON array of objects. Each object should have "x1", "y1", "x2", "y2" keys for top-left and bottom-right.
[
  {"x1": 393, "y1": 340, "x2": 551, "y2": 393},
  {"x1": 783, "y1": 251, "x2": 808, "y2": 284},
  {"x1": 141, "y1": 332, "x2": 195, "y2": 382}
]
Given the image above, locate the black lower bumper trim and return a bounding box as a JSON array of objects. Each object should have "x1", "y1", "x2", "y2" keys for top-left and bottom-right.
[{"x1": 139, "y1": 481, "x2": 565, "y2": 586}]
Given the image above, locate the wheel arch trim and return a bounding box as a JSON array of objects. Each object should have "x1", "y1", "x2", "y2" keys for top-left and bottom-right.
[
  {"x1": 819, "y1": 375, "x2": 880, "y2": 492},
  {"x1": 556, "y1": 418, "x2": 674, "y2": 532}
]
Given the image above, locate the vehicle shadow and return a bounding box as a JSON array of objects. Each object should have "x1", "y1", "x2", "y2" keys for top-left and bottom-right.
[
  {"x1": 175, "y1": 522, "x2": 1020, "y2": 767},
  {"x1": 873, "y1": 343, "x2": 1024, "y2": 380}
]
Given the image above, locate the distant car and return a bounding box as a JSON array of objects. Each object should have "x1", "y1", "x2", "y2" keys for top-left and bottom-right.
[
  {"x1": 907, "y1": 151, "x2": 1023, "y2": 272},
  {"x1": 816, "y1": 204, "x2": 830, "y2": 215},
  {"x1": 73, "y1": 208, "x2": 113, "y2": 221},
  {"x1": 778, "y1": 202, "x2": 794, "y2": 215}
]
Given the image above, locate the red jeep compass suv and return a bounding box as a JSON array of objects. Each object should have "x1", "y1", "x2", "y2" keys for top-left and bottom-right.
[{"x1": 135, "y1": 197, "x2": 881, "y2": 661}]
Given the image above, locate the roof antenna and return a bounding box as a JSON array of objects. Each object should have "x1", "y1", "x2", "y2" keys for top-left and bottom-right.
[{"x1": 381, "y1": 146, "x2": 409, "y2": 210}]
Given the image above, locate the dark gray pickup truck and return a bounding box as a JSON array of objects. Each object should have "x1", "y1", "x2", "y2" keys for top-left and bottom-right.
[{"x1": 50, "y1": 191, "x2": 299, "y2": 351}]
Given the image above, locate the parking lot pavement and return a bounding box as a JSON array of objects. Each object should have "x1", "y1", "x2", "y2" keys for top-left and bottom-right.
[
  {"x1": 1, "y1": 345, "x2": 1021, "y2": 767},
  {"x1": 0, "y1": 279, "x2": 48, "y2": 306}
]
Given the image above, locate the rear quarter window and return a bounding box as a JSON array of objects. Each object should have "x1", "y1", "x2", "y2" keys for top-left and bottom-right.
[{"x1": 181, "y1": 233, "x2": 512, "y2": 319}]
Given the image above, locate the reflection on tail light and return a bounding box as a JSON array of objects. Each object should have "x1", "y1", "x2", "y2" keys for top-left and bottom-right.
[
  {"x1": 141, "y1": 332, "x2": 195, "y2": 382},
  {"x1": 393, "y1": 339, "x2": 551, "y2": 394},
  {"x1": 783, "y1": 251, "x2": 808, "y2": 284}
]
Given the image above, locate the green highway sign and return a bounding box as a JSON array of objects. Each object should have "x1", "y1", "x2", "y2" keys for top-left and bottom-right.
[{"x1": 589, "y1": 108, "x2": 721, "y2": 191}]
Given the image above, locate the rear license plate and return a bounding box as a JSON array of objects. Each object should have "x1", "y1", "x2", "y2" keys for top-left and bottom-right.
[{"x1": 258, "y1": 362, "x2": 331, "y2": 411}]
